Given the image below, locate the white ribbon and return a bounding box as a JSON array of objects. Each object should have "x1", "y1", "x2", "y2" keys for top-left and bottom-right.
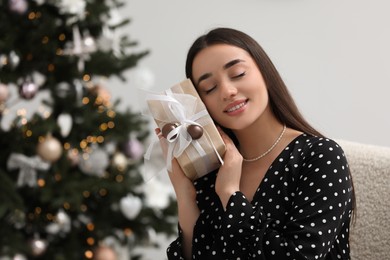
[
  {"x1": 7, "y1": 153, "x2": 50, "y2": 187},
  {"x1": 143, "y1": 90, "x2": 223, "y2": 181}
]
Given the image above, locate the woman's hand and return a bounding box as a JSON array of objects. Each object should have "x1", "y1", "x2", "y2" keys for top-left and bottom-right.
[
  {"x1": 155, "y1": 128, "x2": 198, "y2": 259},
  {"x1": 215, "y1": 127, "x2": 243, "y2": 210},
  {"x1": 155, "y1": 128, "x2": 196, "y2": 202}
]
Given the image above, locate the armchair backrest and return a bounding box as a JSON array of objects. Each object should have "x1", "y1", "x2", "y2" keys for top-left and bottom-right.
[{"x1": 337, "y1": 140, "x2": 390, "y2": 260}]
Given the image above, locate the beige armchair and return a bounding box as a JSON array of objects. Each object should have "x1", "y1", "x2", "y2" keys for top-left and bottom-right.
[{"x1": 337, "y1": 140, "x2": 390, "y2": 260}]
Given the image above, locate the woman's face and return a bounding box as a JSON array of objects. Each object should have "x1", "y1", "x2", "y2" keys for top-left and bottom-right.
[{"x1": 192, "y1": 44, "x2": 269, "y2": 131}]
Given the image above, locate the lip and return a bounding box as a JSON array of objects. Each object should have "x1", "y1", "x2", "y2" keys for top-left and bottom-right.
[{"x1": 223, "y1": 99, "x2": 248, "y2": 115}]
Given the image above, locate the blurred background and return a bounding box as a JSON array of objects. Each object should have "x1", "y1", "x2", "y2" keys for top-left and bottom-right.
[
  {"x1": 0, "y1": 0, "x2": 389, "y2": 260},
  {"x1": 123, "y1": 0, "x2": 390, "y2": 147}
]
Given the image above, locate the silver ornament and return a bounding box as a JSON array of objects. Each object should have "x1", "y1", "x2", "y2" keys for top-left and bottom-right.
[
  {"x1": 79, "y1": 147, "x2": 109, "y2": 177},
  {"x1": 29, "y1": 237, "x2": 47, "y2": 256},
  {"x1": 36, "y1": 135, "x2": 63, "y2": 162}
]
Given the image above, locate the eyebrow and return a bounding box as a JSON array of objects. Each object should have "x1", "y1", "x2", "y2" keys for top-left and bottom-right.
[{"x1": 196, "y1": 59, "x2": 245, "y2": 86}]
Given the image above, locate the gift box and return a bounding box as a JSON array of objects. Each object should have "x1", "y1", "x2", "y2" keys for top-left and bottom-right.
[{"x1": 146, "y1": 79, "x2": 226, "y2": 181}]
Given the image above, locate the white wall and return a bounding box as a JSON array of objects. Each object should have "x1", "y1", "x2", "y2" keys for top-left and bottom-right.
[
  {"x1": 111, "y1": 0, "x2": 390, "y2": 148},
  {"x1": 108, "y1": 2, "x2": 390, "y2": 258}
]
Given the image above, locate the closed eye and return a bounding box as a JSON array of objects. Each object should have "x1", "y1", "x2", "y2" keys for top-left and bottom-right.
[
  {"x1": 232, "y1": 72, "x2": 246, "y2": 79},
  {"x1": 205, "y1": 85, "x2": 217, "y2": 94}
]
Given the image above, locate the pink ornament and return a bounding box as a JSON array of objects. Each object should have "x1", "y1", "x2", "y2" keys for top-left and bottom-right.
[
  {"x1": 19, "y1": 81, "x2": 38, "y2": 100},
  {"x1": 0, "y1": 83, "x2": 9, "y2": 102},
  {"x1": 123, "y1": 138, "x2": 144, "y2": 160},
  {"x1": 9, "y1": 0, "x2": 28, "y2": 15}
]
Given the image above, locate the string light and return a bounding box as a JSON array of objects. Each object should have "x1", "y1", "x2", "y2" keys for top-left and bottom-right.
[
  {"x1": 83, "y1": 74, "x2": 91, "y2": 81},
  {"x1": 84, "y1": 250, "x2": 93, "y2": 259},
  {"x1": 86, "y1": 223, "x2": 95, "y2": 231},
  {"x1": 86, "y1": 237, "x2": 95, "y2": 246},
  {"x1": 63, "y1": 202, "x2": 70, "y2": 210},
  {"x1": 99, "y1": 189, "x2": 107, "y2": 196},
  {"x1": 37, "y1": 179, "x2": 45, "y2": 187},
  {"x1": 54, "y1": 173, "x2": 61, "y2": 181},
  {"x1": 82, "y1": 97, "x2": 89, "y2": 104},
  {"x1": 80, "y1": 204, "x2": 87, "y2": 212},
  {"x1": 58, "y1": 33, "x2": 66, "y2": 41},
  {"x1": 28, "y1": 12, "x2": 36, "y2": 20},
  {"x1": 48, "y1": 63, "x2": 55, "y2": 72},
  {"x1": 25, "y1": 130, "x2": 32, "y2": 137},
  {"x1": 115, "y1": 175, "x2": 123, "y2": 182},
  {"x1": 107, "y1": 121, "x2": 115, "y2": 129},
  {"x1": 99, "y1": 123, "x2": 107, "y2": 131},
  {"x1": 42, "y1": 36, "x2": 49, "y2": 44},
  {"x1": 107, "y1": 110, "x2": 115, "y2": 118},
  {"x1": 82, "y1": 191, "x2": 90, "y2": 198}
]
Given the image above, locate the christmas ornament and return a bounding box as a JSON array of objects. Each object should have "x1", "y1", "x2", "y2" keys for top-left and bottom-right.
[
  {"x1": 122, "y1": 138, "x2": 144, "y2": 160},
  {"x1": 46, "y1": 209, "x2": 71, "y2": 234},
  {"x1": 63, "y1": 26, "x2": 96, "y2": 71},
  {"x1": 79, "y1": 146, "x2": 109, "y2": 177},
  {"x1": 19, "y1": 81, "x2": 38, "y2": 100},
  {"x1": 9, "y1": 51, "x2": 20, "y2": 69},
  {"x1": 57, "y1": 113, "x2": 73, "y2": 137},
  {"x1": 58, "y1": 0, "x2": 86, "y2": 20},
  {"x1": 119, "y1": 194, "x2": 142, "y2": 220},
  {"x1": 29, "y1": 237, "x2": 47, "y2": 256},
  {"x1": 0, "y1": 83, "x2": 9, "y2": 102},
  {"x1": 13, "y1": 254, "x2": 27, "y2": 260},
  {"x1": 93, "y1": 246, "x2": 117, "y2": 260},
  {"x1": 143, "y1": 178, "x2": 173, "y2": 210},
  {"x1": 111, "y1": 152, "x2": 128, "y2": 171},
  {"x1": 7, "y1": 153, "x2": 50, "y2": 187},
  {"x1": 9, "y1": 0, "x2": 28, "y2": 15},
  {"x1": 55, "y1": 81, "x2": 74, "y2": 99},
  {"x1": 37, "y1": 134, "x2": 63, "y2": 162}
]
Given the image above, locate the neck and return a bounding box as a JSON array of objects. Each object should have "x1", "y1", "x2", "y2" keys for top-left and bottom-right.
[{"x1": 234, "y1": 111, "x2": 284, "y2": 160}]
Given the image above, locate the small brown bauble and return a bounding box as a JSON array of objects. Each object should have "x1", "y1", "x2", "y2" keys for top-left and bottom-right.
[
  {"x1": 162, "y1": 123, "x2": 178, "y2": 140},
  {"x1": 187, "y1": 124, "x2": 203, "y2": 140}
]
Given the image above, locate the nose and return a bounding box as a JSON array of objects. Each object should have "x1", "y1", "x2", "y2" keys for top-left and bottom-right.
[{"x1": 221, "y1": 82, "x2": 238, "y2": 101}]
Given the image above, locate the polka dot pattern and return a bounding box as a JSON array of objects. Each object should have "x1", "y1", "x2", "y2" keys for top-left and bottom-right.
[{"x1": 167, "y1": 134, "x2": 353, "y2": 259}]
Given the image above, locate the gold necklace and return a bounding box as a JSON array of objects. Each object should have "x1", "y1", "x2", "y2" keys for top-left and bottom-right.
[{"x1": 242, "y1": 125, "x2": 286, "y2": 162}]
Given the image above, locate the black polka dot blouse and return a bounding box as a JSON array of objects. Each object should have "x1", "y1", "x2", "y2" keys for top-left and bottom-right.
[{"x1": 167, "y1": 134, "x2": 354, "y2": 260}]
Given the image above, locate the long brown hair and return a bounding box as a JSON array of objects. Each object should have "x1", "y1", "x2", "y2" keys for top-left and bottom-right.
[
  {"x1": 185, "y1": 27, "x2": 322, "y2": 138},
  {"x1": 185, "y1": 27, "x2": 356, "y2": 223}
]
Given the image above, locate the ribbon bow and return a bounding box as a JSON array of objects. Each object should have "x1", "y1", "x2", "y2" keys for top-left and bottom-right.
[{"x1": 7, "y1": 153, "x2": 50, "y2": 187}]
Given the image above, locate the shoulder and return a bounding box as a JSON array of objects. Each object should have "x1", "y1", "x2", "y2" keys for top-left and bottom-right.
[
  {"x1": 287, "y1": 134, "x2": 348, "y2": 164},
  {"x1": 291, "y1": 134, "x2": 345, "y2": 153}
]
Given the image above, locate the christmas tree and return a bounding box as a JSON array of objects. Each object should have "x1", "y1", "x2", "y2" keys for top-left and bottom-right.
[{"x1": 0, "y1": 0, "x2": 176, "y2": 259}]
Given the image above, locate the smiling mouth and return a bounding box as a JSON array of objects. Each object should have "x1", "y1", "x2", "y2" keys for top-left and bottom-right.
[{"x1": 225, "y1": 99, "x2": 248, "y2": 113}]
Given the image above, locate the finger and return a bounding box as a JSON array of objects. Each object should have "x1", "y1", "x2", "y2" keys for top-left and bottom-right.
[{"x1": 155, "y1": 128, "x2": 163, "y2": 140}]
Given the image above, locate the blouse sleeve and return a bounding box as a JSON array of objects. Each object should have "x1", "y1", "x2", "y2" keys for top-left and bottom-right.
[
  {"x1": 166, "y1": 224, "x2": 185, "y2": 259},
  {"x1": 220, "y1": 139, "x2": 354, "y2": 259}
]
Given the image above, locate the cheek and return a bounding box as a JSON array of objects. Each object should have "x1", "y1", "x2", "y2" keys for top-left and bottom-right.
[{"x1": 203, "y1": 99, "x2": 221, "y2": 120}]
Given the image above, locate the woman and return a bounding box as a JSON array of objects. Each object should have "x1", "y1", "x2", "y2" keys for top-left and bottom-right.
[{"x1": 160, "y1": 27, "x2": 354, "y2": 259}]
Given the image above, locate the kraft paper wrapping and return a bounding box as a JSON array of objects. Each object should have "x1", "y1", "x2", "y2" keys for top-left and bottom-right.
[{"x1": 146, "y1": 79, "x2": 225, "y2": 181}]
